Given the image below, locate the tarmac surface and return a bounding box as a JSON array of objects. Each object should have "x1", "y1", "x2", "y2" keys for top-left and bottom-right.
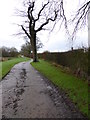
[{"x1": 0, "y1": 61, "x2": 86, "y2": 118}]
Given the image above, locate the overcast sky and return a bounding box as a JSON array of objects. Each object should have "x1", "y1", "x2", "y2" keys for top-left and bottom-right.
[{"x1": 0, "y1": 0, "x2": 88, "y2": 52}]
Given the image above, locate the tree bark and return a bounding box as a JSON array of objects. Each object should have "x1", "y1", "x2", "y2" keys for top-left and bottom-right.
[{"x1": 31, "y1": 32, "x2": 38, "y2": 62}]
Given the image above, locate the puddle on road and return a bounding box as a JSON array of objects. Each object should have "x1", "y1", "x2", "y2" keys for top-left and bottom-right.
[
  {"x1": 20, "y1": 69, "x2": 26, "y2": 79},
  {"x1": 11, "y1": 68, "x2": 27, "y2": 114},
  {"x1": 3, "y1": 68, "x2": 27, "y2": 117}
]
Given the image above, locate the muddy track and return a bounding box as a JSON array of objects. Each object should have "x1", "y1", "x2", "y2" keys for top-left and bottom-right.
[{"x1": 0, "y1": 61, "x2": 87, "y2": 119}]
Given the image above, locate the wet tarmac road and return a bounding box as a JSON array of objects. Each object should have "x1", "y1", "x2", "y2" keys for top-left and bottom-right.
[{"x1": 0, "y1": 61, "x2": 86, "y2": 118}]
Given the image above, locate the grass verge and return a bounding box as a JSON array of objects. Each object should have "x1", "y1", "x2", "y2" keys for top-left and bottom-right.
[
  {"x1": 31, "y1": 59, "x2": 88, "y2": 117},
  {"x1": 0, "y1": 57, "x2": 30, "y2": 80}
]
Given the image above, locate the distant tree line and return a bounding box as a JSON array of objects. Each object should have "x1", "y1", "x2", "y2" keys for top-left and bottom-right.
[
  {"x1": 0, "y1": 46, "x2": 19, "y2": 57},
  {"x1": 0, "y1": 39, "x2": 43, "y2": 58}
]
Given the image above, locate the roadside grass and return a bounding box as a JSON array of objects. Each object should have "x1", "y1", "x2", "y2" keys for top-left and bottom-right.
[
  {"x1": 0, "y1": 57, "x2": 30, "y2": 80},
  {"x1": 31, "y1": 59, "x2": 88, "y2": 117}
]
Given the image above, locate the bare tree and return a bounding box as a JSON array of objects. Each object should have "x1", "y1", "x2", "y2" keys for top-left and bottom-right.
[{"x1": 15, "y1": 0, "x2": 67, "y2": 62}]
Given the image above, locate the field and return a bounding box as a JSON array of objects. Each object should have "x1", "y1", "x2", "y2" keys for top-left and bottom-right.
[
  {"x1": 31, "y1": 59, "x2": 88, "y2": 117},
  {"x1": 0, "y1": 57, "x2": 30, "y2": 80}
]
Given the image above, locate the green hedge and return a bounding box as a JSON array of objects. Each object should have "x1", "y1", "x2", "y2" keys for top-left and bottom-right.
[{"x1": 38, "y1": 49, "x2": 88, "y2": 79}]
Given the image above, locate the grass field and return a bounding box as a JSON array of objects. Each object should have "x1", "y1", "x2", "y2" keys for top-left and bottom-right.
[
  {"x1": 0, "y1": 57, "x2": 30, "y2": 79},
  {"x1": 31, "y1": 59, "x2": 88, "y2": 117}
]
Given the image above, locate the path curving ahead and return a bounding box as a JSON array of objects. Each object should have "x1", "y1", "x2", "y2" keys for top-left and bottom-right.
[{"x1": 0, "y1": 61, "x2": 85, "y2": 118}]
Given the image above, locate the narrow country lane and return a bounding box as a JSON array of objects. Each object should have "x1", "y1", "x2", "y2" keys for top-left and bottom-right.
[{"x1": 0, "y1": 61, "x2": 85, "y2": 118}]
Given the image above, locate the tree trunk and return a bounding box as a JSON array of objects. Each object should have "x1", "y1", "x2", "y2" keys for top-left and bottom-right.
[{"x1": 32, "y1": 33, "x2": 38, "y2": 62}]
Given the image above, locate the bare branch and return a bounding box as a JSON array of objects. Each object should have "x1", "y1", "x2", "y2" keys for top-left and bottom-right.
[
  {"x1": 72, "y1": 1, "x2": 90, "y2": 39},
  {"x1": 12, "y1": 32, "x2": 25, "y2": 37},
  {"x1": 27, "y1": 1, "x2": 35, "y2": 20},
  {"x1": 60, "y1": 0, "x2": 68, "y2": 29},
  {"x1": 21, "y1": 25, "x2": 31, "y2": 39},
  {"x1": 36, "y1": 10, "x2": 58, "y2": 32},
  {"x1": 15, "y1": 8, "x2": 27, "y2": 17},
  {"x1": 35, "y1": 1, "x2": 49, "y2": 22}
]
